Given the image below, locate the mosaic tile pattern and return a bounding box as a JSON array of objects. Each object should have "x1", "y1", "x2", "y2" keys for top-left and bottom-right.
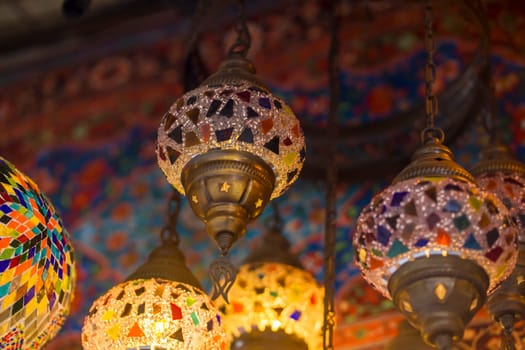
[
  {"x1": 0, "y1": 157, "x2": 75, "y2": 349},
  {"x1": 157, "y1": 83, "x2": 305, "y2": 199},
  {"x1": 82, "y1": 278, "x2": 226, "y2": 350},
  {"x1": 476, "y1": 172, "x2": 525, "y2": 242},
  {"x1": 217, "y1": 262, "x2": 323, "y2": 350},
  {"x1": 354, "y1": 177, "x2": 518, "y2": 298}
]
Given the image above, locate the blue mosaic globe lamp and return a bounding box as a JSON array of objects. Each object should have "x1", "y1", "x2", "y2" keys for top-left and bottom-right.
[
  {"x1": 353, "y1": 3, "x2": 518, "y2": 348},
  {"x1": 0, "y1": 157, "x2": 76, "y2": 349}
]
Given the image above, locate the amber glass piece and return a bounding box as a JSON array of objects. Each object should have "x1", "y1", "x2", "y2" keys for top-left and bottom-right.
[
  {"x1": 436, "y1": 228, "x2": 451, "y2": 246},
  {"x1": 127, "y1": 322, "x2": 145, "y2": 337}
]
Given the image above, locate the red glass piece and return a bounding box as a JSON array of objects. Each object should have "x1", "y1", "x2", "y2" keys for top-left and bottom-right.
[
  {"x1": 236, "y1": 91, "x2": 251, "y2": 103},
  {"x1": 261, "y1": 118, "x2": 274, "y2": 134},
  {"x1": 171, "y1": 303, "x2": 183, "y2": 320}
]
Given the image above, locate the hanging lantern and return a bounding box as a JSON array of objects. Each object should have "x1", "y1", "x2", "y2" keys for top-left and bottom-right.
[
  {"x1": 156, "y1": 1, "x2": 305, "y2": 298},
  {"x1": 0, "y1": 157, "x2": 76, "y2": 349},
  {"x1": 472, "y1": 144, "x2": 525, "y2": 344},
  {"x1": 353, "y1": 3, "x2": 518, "y2": 348},
  {"x1": 82, "y1": 194, "x2": 226, "y2": 350},
  {"x1": 217, "y1": 206, "x2": 323, "y2": 350}
]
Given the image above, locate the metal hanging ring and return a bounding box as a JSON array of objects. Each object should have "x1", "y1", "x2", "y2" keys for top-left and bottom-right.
[
  {"x1": 227, "y1": 0, "x2": 251, "y2": 57},
  {"x1": 421, "y1": 127, "x2": 445, "y2": 143}
]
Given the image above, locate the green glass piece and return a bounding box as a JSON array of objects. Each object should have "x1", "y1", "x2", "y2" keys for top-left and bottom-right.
[
  {"x1": 387, "y1": 239, "x2": 409, "y2": 258},
  {"x1": 190, "y1": 311, "x2": 200, "y2": 325},
  {"x1": 371, "y1": 248, "x2": 383, "y2": 257},
  {"x1": 453, "y1": 215, "x2": 470, "y2": 231},
  {"x1": 468, "y1": 197, "x2": 482, "y2": 211}
]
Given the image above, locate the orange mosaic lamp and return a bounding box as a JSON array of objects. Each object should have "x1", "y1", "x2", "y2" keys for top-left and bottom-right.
[{"x1": 0, "y1": 157, "x2": 76, "y2": 349}]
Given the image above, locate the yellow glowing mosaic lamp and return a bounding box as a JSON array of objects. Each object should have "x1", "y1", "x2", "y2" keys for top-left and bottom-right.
[
  {"x1": 216, "y1": 207, "x2": 323, "y2": 350},
  {"x1": 82, "y1": 191, "x2": 227, "y2": 350},
  {"x1": 0, "y1": 157, "x2": 76, "y2": 349}
]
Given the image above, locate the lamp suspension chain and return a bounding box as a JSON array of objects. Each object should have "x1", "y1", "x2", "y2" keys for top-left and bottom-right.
[
  {"x1": 160, "y1": 190, "x2": 182, "y2": 245},
  {"x1": 228, "y1": 0, "x2": 251, "y2": 57},
  {"x1": 422, "y1": 0, "x2": 443, "y2": 143},
  {"x1": 323, "y1": 0, "x2": 340, "y2": 349}
]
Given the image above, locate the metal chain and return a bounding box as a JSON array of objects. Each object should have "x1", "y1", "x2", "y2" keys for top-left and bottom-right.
[
  {"x1": 422, "y1": 0, "x2": 443, "y2": 143},
  {"x1": 227, "y1": 0, "x2": 251, "y2": 57},
  {"x1": 323, "y1": 0, "x2": 340, "y2": 349},
  {"x1": 160, "y1": 190, "x2": 181, "y2": 245},
  {"x1": 270, "y1": 201, "x2": 283, "y2": 232}
]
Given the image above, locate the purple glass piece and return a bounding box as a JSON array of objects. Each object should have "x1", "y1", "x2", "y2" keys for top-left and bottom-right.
[
  {"x1": 426, "y1": 212, "x2": 440, "y2": 230},
  {"x1": 415, "y1": 238, "x2": 429, "y2": 247},
  {"x1": 391, "y1": 191, "x2": 408, "y2": 206},
  {"x1": 258, "y1": 97, "x2": 271, "y2": 109},
  {"x1": 290, "y1": 310, "x2": 302, "y2": 321},
  {"x1": 377, "y1": 225, "x2": 392, "y2": 246}
]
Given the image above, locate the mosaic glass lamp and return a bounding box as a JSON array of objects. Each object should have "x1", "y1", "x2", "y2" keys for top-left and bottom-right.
[
  {"x1": 156, "y1": 8, "x2": 305, "y2": 298},
  {"x1": 0, "y1": 157, "x2": 76, "y2": 349},
  {"x1": 472, "y1": 144, "x2": 525, "y2": 345},
  {"x1": 82, "y1": 194, "x2": 226, "y2": 350},
  {"x1": 217, "y1": 207, "x2": 323, "y2": 350},
  {"x1": 353, "y1": 3, "x2": 518, "y2": 348}
]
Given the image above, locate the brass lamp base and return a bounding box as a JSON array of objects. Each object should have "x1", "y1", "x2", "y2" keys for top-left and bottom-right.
[
  {"x1": 385, "y1": 320, "x2": 433, "y2": 350},
  {"x1": 231, "y1": 330, "x2": 308, "y2": 350},
  {"x1": 181, "y1": 149, "x2": 275, "y2": 253},
  {"x1": 388, "y1": 255, "x2": 489, "y2": 348},
  {"x1": 487, "y1": 242, "x2": 525, "y2": 327}
]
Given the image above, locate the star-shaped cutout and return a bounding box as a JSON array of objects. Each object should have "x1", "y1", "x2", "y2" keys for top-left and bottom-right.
[
  {"x1": 220, "y1": 182, "x2": 231, "y2": 192},
  {"x1": 192, "y1": 195, "x2": 199, "y2": 204},
  {"x1": 255, "y1": 198, "x2": 263, "y2": 208}
]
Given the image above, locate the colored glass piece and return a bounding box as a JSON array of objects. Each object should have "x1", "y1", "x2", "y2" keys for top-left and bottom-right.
[
  {"x1": 260, "y1": 118, "x2": 274, "y2": 134},
  {"x1": 391, "y1": 191, "x2": 408, "y2": 207},
  {"x1": 258, "y1": 97, "x2": 271, "y2": 109},
  {"x1": 246, "y1": 106, "x2": 259, "y2": 118},
  {"x1": 127, "y1": 322, "x2": 145, "y2": 337},
  {"x1": 168, "y1": 125, "x2": 183, "y2": 144},
  {"x1": 443, "y1": 199, "x2": 461, "y2": 213},
  {"x1": 376, "y1": 226, "x2": 391, "y2": 246},
  {"x1": 404, "y1": 200, "x2": 417, "y2": 216},
  {"x1": 387, "y1": 239, "x2": 409, "y2": 258},
  {"x1": 463, "y1": 234, "x2": 482, "y2": 250},
  {"x1": 453, "y1": 215, "x2": 470, "y2": 231},
  {"x1": 215, "y1": 128, "x2": 234, "y2": 142},
  {"x1": 185, "y1": 132, "x2": 200, "y2": 147},
  {"x1": 236, "y1": 91, "x2": 251, "y2": 102},
  {"x1": 206, "y1": 100, "x2": 222, "y2": 117},
  {"x1": 264, "y1": 136, "x2": 280, "y2": 154},
  {"x1": 186, "y1": 108, "x2": 200, "y2": 125},
  {"x1": 426, "y1": 212, "x2": 440, "y2": 230},
  {"x1": 415, "y1": 238, "x2": 429, "y2": 247},
  {"x1": 219, "y1": 99, "x2": 235, "y2": 118},
  {"x1": 436, "y1": 228, "x2": 451, "y2": 246},
  {"x1": 486, "y1": 228, "x2": 499, "y2": 248}
]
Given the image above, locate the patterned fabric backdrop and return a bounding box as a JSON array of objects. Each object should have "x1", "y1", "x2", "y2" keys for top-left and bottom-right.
[{"x1": 1, "y1": 1, "x2": 525, "y2": 349}]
